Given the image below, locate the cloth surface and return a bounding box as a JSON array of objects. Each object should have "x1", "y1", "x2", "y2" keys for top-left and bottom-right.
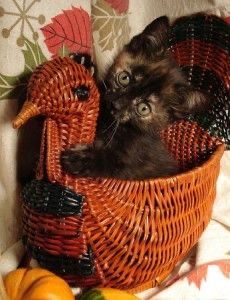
[
  {"x1": 128, "y1": 0, "x2": 230, "y2": 37},
  {"x1": 0, "y1": 0, "x2": 229, "y2": 299}
]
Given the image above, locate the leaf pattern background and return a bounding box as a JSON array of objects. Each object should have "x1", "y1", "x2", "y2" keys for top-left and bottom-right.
[
  {"x1": 41, "y1": 6, "x2": 92, "y2": 57},
  {"x1": 0, "y1": 3, "x2": 130, "y2": 100},
  {"x1": 0, "y1": 38, "x2": 47, "y2": 100},
  {"x1": 105, "y1": 0, "x2": 129, "y2": 13},
  {"x1": 22, "y1": 38, "x2": 47, "y2": 76},
  {"x1": 92, "y1": 0, "x2": 130, "y2": 52},
  {"x1": 187, "y1": 261, "x2": 230, "y2": 289},
  {"x1": 0, "y1": 74, "x2": 22, "y2": 100}
]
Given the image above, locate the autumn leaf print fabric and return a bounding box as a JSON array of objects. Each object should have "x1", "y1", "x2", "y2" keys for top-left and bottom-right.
[
  {"x1": 92, "y1": 0, "x2": 130, "y2": 75},
  {"x1": 92, "y1": 0, "x2": 129, "y2": 51},
  {"x1": 0, "y1": 1, "x2": 93, "y2": 100},
  {"x1": 41, "y1": 7, "x2": 92, "y2": 57},
  {"x1": 0, "y1": 0, "x2": 130, "y2": 99}
]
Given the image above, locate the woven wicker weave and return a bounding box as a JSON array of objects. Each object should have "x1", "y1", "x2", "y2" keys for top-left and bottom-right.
[
  {"x1": 13, "y1": 55, "x2": 224, "y2": 293},
  {"x1": 169, "y1": 13, "x2": 230, "y2": 147}
]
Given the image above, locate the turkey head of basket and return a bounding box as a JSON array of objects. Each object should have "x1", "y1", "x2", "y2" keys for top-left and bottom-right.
[
  {"x1": 12, "y1": 56, "x2": 100, "y2": 145},
  {"x1": 12, "y1": 56, "x2": 100, "y2": 182}
]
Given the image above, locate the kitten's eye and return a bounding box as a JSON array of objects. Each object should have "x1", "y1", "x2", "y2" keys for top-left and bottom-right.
[
  {"x1": 136, "y1": 102, "x2": 152, "y2": 116},
  {"x1": 116, "y1": 71, "x2": 131, "y2": 87},
  {"x1": 73, "y1": 85, "x2": 90, "y2": 101}
]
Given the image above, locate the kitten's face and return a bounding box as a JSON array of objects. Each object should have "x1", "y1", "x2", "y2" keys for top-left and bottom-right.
[
  {"x1": 110, "y1": 91, "x2": 170, "y2": 132},
  {"x1": 103, "y1": 52, "x2": 182, "y2": 130},
  {"x1": 106, "y1": 58, "x2": 176, "y2": 131},
  {"x1": 102, "y1": 16, "x2": 207, "y2": 131}
]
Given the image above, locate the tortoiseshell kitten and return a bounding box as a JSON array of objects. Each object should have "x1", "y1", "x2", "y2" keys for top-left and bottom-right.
[{"x1": 62, "y1": 16, "x2": 208, "y2": 180}]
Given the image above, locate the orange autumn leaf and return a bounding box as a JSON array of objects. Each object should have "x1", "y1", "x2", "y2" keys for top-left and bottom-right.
[
  {"x1": 41, "y1": 6, "x2": 92, "y2": 57},
  {"x1": 187, "y1": 261, "x2": 230, "y2": 289}
]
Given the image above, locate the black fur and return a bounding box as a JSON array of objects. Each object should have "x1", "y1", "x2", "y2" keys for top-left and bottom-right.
[{"x1": 62, "y1": 16, "x2": 208, "y2": 180}]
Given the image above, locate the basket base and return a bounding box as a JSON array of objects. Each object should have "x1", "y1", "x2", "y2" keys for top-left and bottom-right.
[
  {"x1": 19, "y1": 249, "x2": 174, "y2": 294},
  {"x1": 127, "y1": 267, "x2": 173, "y2": 294}
]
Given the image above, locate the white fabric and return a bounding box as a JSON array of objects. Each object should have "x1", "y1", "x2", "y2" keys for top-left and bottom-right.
[
  {"x1": 0, "y1": 240, "x2": 24, "y2": 277},
  {"x1": 138, "y1": 263, "x2": 230, "y2": 300},
  {"x1": 0, "y1": 100, "x2": 22, "y2": 253},
  {"x1": 128, "y1": 0, "x2": 230, "y2": 37},
  {"x1": 212, "y1": 151, "x2": 230, "y2": 227},
  {"x1": 196, "y1": 152, "x2": 230, "y2": 265}
]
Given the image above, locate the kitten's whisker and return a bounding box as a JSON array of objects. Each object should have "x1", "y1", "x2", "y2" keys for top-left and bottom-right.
[
  {"x1": 104, "y1": 120, "x2": 119, "y2": 148},
  {"x1": 104, "y1": 121, "x2": 117, "y2": 143},
  {"x1": 102, "y1": 119, "x2": 117, "y2": 133},
  {"x1": 102, "y1": 80, "x2": 108, "y2": 90}
]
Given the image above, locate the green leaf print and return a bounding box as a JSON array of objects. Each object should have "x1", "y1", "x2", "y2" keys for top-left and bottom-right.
[
  {"x1": 0, "y1": 37, "x2": 47, "y2": 100},
  {"x1": 92, "y1": 0, "x2": 130, "y2": 52},
  {"x1": 0, "y1": 73, "x2": 24, "y2": 100},
  {"x1": 22, "y1": 38, "x2": 47, "y2": 76},
  {"x1": 57, "y1": 44, "x2": 71, "y2": 58}
]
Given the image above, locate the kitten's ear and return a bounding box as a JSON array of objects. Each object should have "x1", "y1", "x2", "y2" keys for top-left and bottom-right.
[
  {"x1": 186, "y1": 89, "x2": 209, "y2": 112},
  {"x1": 143, "y1": 16, "x2": 169, "y2": 47},
  {"x1": 173, "y1": 86, "x2": 210, "y2": 118},
  {"x1": 127, "y1": 16, "x2": 170, "y2": 58}
]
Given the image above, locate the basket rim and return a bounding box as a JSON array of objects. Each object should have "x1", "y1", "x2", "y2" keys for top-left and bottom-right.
[{"x1": 92, "y1": 143, "x2": 225, "y2": 186}]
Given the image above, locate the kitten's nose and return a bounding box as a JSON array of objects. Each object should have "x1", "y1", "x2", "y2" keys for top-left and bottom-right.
[
  {"x1": 111, "y1": 101, "x2": 121, "y2": 110},
  {"x1": 110, "y1": 101, "x2": 121, "y2": 117}
]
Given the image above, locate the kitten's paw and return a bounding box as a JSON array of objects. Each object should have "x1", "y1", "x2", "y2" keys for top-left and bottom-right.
[
  {"x1": 69, "y1": 143, "x2": 89, "y2": 152},
  {"x1": 61, "y1": 145, "x2": 92, "y2": 176}
]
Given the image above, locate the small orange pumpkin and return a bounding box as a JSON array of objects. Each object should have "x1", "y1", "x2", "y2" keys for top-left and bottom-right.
[{"x1": 4, "y1": 268, "x2": 74, "y2": 300}]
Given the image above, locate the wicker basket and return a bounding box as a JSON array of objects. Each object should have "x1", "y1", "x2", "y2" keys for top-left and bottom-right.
[
  {"x1": 12, "y1": 14, "x2": 227, "y2": 293},
  {"x1": 13, "y1": 55, "x2": 224, "y2": 293},
  {"x1": 169, "y1": 13, "x2": 230, "y2": 147}
]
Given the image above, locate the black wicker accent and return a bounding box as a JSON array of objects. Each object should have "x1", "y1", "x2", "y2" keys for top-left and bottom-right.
[
  {"x1": 70, "y1": 52, "x2": 94, "y2": 71},
  {"x1": 169, "y1": 14, "x2": 230, "y2": 51},
  {"x1": 182, "y1": 66, "x2": 230, "y2": 145},
  {"x1": 24, "y1": 239, "x2": 95, "y2": 276},
  {"x1": 168, "y1": 13, "x2": 230, "y2": 148},
  {"x1": 22, "y1": 179, "x2": 84, "y2": 216}
]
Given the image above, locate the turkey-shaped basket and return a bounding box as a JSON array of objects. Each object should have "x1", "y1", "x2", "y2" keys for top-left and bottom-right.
[{"x1": 13, "y1": 14, "x2": 227, "y2": 293}]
